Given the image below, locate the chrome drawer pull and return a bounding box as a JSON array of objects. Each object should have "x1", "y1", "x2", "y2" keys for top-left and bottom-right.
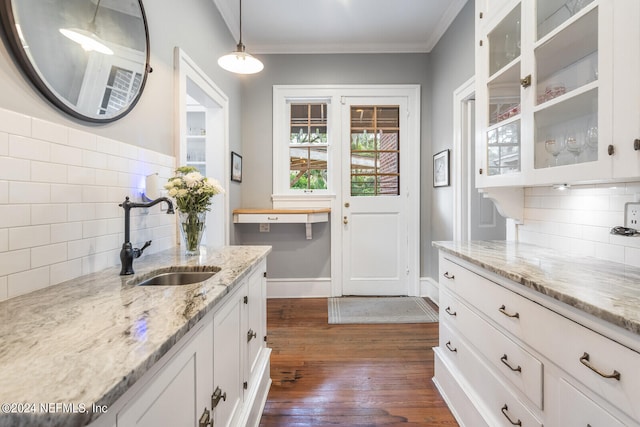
[
  {"x1": 445, "y1": 341, "x2": 457, "y2": 353},
  {"x1": 501, "y1": 404, "x2": 522, "y2": 426},
  {"x1": 499, "y1": 305, "x2": 520, "y2": 319},
  {"x1": 445, "y1": 306, "x2": 457, "y2": 316},
  {"x1": 579, "y1": 352, "x2": 621, "y2": 380},
  {"x1": 443, "y1": 272, "x2": 455, "y2": 280},
  {"x1": 500, "y1": 354, "x2": 522, "y2": 372}
]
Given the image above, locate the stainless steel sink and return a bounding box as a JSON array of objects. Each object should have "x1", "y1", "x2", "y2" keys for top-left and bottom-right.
[{"x1": 136, "y1": 271, "x2": 217, "y2": 286}]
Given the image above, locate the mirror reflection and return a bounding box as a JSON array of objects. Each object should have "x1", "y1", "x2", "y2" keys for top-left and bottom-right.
[{"x1": 1, "y1": 0, "x2": 149, "y2": 122}]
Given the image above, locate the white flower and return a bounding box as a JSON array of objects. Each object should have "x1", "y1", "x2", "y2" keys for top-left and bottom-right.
[
  {"x1": 177, "y1": 189, "x2": 189, "y2": 197},
  {"x1": 168, "y1": 188, "x2": 178, "y2": 197},
  {"x1": 183, "y1": 172, "x2": 203, "y2": 188}
]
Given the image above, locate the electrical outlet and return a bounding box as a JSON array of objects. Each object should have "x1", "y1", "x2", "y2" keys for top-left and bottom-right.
[
  {"x1": 625, "y1": 202, "x2": 640, "y2": 228},
  {"x1": 259, "y1": 223, "x2": 270, "y2": 233}
]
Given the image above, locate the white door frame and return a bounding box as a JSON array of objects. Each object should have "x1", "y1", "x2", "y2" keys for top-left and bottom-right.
[
  {"x1": 174, "y1": 48, "x2": 230, "y2": 246},
  {"x1": 452, "y1": 77, "x2": 475, "y2": 241}
]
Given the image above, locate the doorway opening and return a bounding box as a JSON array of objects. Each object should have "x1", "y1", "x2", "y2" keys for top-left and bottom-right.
[{"x1": 175, "y1": 48, "x2": 230, "y2": 248}]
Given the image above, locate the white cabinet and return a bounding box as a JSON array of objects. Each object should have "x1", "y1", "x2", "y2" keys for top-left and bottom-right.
[
  {"x1": 117, "y1": 321, "x2": 214, "y2": 427},
  {"x1": 475, "y1": 0, "x2": 630, "y2": 188},
  {"x1": 434, "y1": 252, "x2": 640, "y2": 427},
  {"x1": 111, "y1": 259, "x2": 270, "y2": 427}
]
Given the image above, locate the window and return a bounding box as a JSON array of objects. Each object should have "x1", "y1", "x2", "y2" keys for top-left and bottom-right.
[
  {"x1": 99, "y1": 66, "x2": 142, "y2": 116},
  {"x1": 350, "y1": 106, "x2": 400, "y2": 196},
  {"x1": 289, "y1": 103, "x2": 328, "y2": 190}
]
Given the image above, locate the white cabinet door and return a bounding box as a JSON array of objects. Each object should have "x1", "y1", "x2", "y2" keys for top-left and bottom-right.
[
  {"x1": 213, "y1": 289, "x2": 243, "y2": 427},
  {"x1": 117, "y1": 321, "x2": 214, "y2": 427},
  {"x1": 557, "y1": 379, "x2": 627, "y2": 427},
  {"x1": 612, "y1": 0, "x2": 640, "y2": 179},
  {"x1": 244, "y1": 262, "x2": 266, "y2": 388}
]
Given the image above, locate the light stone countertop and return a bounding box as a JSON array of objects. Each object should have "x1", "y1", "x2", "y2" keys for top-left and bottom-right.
[
  {"x1": 433, "y1": 240, "x2": 640, "y2": 337},
  {"x1": 0, "y1": 245, "x2": 271, "y2": 427}
]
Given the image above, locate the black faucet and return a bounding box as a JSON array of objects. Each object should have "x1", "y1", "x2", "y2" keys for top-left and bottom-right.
[{"x1": 119, "y1": 196, "x2": 174, "y2": 275}]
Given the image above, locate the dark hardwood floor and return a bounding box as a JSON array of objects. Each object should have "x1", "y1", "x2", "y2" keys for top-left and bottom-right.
[{"x1": 259, "y1": 298, "x2": 459, "y2": 426}]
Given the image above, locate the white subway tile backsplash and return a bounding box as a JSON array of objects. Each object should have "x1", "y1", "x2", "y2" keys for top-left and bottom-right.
[
  {"x1": 32, "y1": 118, "x2": 68, "y2": 145},
  {"x1": 51, "y1": 184, "x2": 83, "y2": 203},
  {"x1": 68, "y1": 128, "x2": 97, "y2": 150},
  {"x1": 9, "y1": 225, "x2": 50, "y2": 250},
  {"x1": 51, "y1": 144, "x2": 83, "y2": 166},
  {"x1": 0, "y1": 108, "x2": 31, "y2": 136},
  {"x1": 0, "y1": 109, "x2": 176, "y2": 300},
  {"x1": 9, "y1": 182, "x2": 50, "y2": 204},
  {"x1": 0, "y1": 156, "x2": 30, "y2": 181},
  {"x1": 0, "y1": 249, "x2": 30, "y2": 276},
  {"x1": 50, "y1": 259, "x2": 82, "y2": 285},
  {"x1": 9, "y1": 135, "x2": 50, "y2": 161},
  {"x1": 31, "y1": 243, "x2": 67, "y2": 268},
  {"x1": 8, "y1": 267, "x2": 49, "y2": 298},
  {"x1": 0, "y1": 276, "x2": 7, "y2": 302},
  {"x1": 520, "y1": 181, "x2": 640, "y2": 267},
  {"x1": 31, "y1": 161, "x2": 67, "y2": 184},
  {"x1": 31, "y1": 204, "x2": 67, "y2": 225},
  {"x1": 0, "y1": 205, "x2": 30, "y2": 228},
  {"x1": 0, "y1": 132, "x2": 7, "y2": 155},
  {"x1": 51, "y1": 222, "x2": 83, "y2": 243}
]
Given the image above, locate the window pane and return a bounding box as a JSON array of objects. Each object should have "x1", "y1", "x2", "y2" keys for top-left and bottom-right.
[
  {"x1": 350, "y1": 105, "x2": 400, "y2": 196},
  {"x1": 290, "y1": 103, "x2": 328, "y2": 144},
  {"x1": 289, "y1": 146, "x2": 327, "y2": 190}
]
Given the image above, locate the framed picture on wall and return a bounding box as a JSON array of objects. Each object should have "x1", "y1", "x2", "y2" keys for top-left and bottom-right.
[
  {"x1": 231, "y1": 151, "x2": 242, "y2": 182},
  {"x1": 433, "y1": 149, "x2": 449, "y2": 187}
]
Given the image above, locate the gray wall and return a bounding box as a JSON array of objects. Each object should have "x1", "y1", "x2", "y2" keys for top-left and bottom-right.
[
  {"x1": 428, "y1": 1, "x2": 475, "y2": 277},
  {"x1": 0, "y1": 0, "x2": 242, "y2": 157},
  {"x1": 236, "y1": 53, "x2": 432, "y2": 278}
]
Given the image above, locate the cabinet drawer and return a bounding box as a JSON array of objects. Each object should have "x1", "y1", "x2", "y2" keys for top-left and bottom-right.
[
  {"x1": 558, "y1": 379, "x2": 627, "y2": 427},
  {"x1": 439, "y1": 322, "x2": 542, "y2": 427},
  {"x1": 532, "y1": 309, "x2": 640, "y2": 423},
  {"x1": 439, "y1": 254, "x2": 479, "y2": 295},
  {"x1": 440, "y1": 288, "x2": 543, "y2": 408}
]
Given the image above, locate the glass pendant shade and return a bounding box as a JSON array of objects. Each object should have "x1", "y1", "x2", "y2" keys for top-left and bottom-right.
[
  {"x1": 218, "y1": 42, "x2": 263, "y2": 74},
  {"x1": 59, "y1": 28, "x2": 113, "y2": 55}
]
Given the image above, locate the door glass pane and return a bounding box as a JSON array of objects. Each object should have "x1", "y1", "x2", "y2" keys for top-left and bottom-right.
[
  {"x1": 350, "y1": 106, "x2": 400, "y2": 196},
  {"x1": 487, "y1": 121, "x2": 520, "y2": 176},
  {"x1": 488, "y1": 4, "x2": 521, "y2": 76},
  {"x1": 537, "y1": 0, "x2": 595, "y2": 40}
]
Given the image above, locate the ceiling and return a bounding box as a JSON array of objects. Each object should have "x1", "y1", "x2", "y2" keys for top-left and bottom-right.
[{"x1": 213, "y1": 0, "x2": 468, "y2": 54}]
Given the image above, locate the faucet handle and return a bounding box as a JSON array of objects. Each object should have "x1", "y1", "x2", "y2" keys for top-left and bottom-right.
[{"x1": 140, "y1": 240, "x2": 152, "y2": 252}]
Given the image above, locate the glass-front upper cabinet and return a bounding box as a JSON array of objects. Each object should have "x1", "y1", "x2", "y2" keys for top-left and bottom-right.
[{"x1": 476, "y1": 0, "x2": 614, "y2": 187}]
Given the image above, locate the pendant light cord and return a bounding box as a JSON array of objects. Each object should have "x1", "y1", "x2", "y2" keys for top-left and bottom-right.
[{"x1": 239, "y1": 0, "x2": 243, "y2": 45}]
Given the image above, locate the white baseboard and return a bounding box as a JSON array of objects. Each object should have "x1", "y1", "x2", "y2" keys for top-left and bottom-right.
[
  {"x1": 267, "y1": 278, "x2": 332, "y2": 298},
  {"x1": 420, "y1": 276, "x2": 440, "y2": 306}
]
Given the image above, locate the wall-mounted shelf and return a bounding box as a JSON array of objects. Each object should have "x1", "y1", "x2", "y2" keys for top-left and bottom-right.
[{"x1": 232, "y1": 208, "x2": 330, "y2": 239}]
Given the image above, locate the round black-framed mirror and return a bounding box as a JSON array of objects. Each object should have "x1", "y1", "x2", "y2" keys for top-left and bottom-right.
[{"x1": 0, "y1": 0, "x2": 150, "y2": 123}]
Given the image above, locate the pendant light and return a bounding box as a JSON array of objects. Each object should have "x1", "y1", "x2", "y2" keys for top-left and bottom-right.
[
  {"x1": 60, "y1": 0, "x2": 113, "y2": 55},
  {"x1": 218, "y1": 0, "x2": 263, "y2": 74}
]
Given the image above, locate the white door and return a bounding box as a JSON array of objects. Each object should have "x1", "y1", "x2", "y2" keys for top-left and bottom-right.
[{"x1": 341, "y1": 97, "x2": 412, "y2": 296}]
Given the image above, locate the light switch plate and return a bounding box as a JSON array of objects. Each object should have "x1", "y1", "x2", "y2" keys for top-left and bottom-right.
[{"x1": 625, "y1": 202, "x2": 640, "y2": 228}]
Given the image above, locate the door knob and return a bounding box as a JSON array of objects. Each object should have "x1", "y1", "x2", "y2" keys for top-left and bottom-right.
[
  {"x1": 344, "y1": 202, "x2": 350, "y2": 208},
  {"x1": 343, "y1": 216, "x2": 348, "y2": 224}
]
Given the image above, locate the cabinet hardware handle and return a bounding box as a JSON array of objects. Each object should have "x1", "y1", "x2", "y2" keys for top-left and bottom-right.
[
  {"x1": 520, "y1": 75, "x2": 532, "y2": 88},
  {"x1": 445, "y1": 306, "x2": 457, "y2": 316},
  {"x1": 501, "y1": 405, "x2": 522, "y2": 426},
  {"x1": 244, "y1": 295, "x2": 248, "y2": 304},
  {"x1": 479, "y1": 168, "x2": 483, "y2": 175},
  {"x1": 212, "y1": 386, "x2": 227, "y2": 408},
  {"x1": 634, "y1": 139, "x2": 640, "y2": 151},
  {"x1": 500, "y1": 354, "x2": 522, "y2": 372},
  {"x1": 608, "y1": 144, "x2": 614, "y2": 156},
  {"x1": 443, "y1": 272, "x2": 455, "y2": 280},
  {"x1": 445, "y1": 341, "x2": 457, "y2": 353},
  {"x1": 479, "y1": 12, "x2": 483, "y2": 19},
  {"x1": 267, "y1": 216, "x2": 279, "y2": 220},
  {"x1": 579, "y1": 352, "x2": 621, "y2": 380},
  {"x1": 247, "y1": 328, "x2": 257, "y2": 342},
  {"x1": 499, "y1": 305, "x2": 520, "y2": 319},
  {"x1": 199, "y1": 407, "x2": 212, "y2": 427}
]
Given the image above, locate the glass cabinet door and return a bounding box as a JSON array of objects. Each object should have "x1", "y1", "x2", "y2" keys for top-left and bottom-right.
[
  {"x1": 485, "y1": 3, "x2": 522, "y2": 177},
  {"x1": 533, "y1": 1, "x2": 599, "y2": 170}
]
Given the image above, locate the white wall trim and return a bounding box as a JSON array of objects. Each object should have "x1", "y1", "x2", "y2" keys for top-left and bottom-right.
[
  {"x1": 266, "y1": 278, "x2": 332, "y2": 299},
  {"x1": 452, "y1": 76, "x2": 475, "y2": 241},
  {"x1": 420, "y1": 276, "x2": 440, "y2": 306}
]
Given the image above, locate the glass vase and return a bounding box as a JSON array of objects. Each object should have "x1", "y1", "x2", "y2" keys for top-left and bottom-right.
[{"x1": 178, "y1": 211, "x2": 206, "y2": 256}]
